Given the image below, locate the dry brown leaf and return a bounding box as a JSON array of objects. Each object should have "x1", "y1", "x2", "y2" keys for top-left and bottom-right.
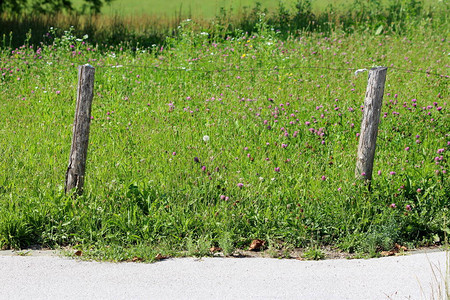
[
  {"x1": 380, "y1": 251, "x2": 395, "y2": 256},
  {"x1": 154, "y1": 253, "x2": 168, "y2": 260},
  {"x1": 210, "y1": 247, "x2": 222, "y2": 253},
  {"x1": 74, "y1": 250, "x2": 82, "y2": 256},
  {"x1": 132, "y1": 257, "x2": 143, "y2": 262},
  {"x1": 394, "y1": 243, "x2": 407, "y2": 251},
  {"x1": 249, "y1": 239, "x2": 266, "y2": 251}
]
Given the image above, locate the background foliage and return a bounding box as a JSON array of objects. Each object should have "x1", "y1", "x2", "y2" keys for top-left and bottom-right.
[{"x1": 0, "y1": 0, "x2": 112, "y2": 14}]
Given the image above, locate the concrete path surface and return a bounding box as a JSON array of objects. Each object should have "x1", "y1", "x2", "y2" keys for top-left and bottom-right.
[{"x1": 0, "y1": 250, "x2": 448, "y2": 299}]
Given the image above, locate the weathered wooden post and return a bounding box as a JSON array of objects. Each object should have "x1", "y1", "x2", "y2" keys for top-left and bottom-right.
[
  {"x1": 65, "y1": 64, "x2": 95, "y2": 195},
  {"x1": 355, "y1": 66, "x2": 388, "y2": 181}
]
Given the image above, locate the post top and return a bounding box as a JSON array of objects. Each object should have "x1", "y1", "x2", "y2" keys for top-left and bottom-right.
[{"x1": 370, "y1": 66, "x2": 388, "y2": 71}]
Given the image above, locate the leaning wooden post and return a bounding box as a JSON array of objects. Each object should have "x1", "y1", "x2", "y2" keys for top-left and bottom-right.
[
  {"x1": 65, "y1": 64, "x2": 95, "y2": 195},
  {"x1": 355, "y1": 66, "x2": 387, "y2": 181}
]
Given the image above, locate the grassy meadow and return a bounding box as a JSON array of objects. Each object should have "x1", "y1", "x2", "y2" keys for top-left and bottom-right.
[
  {"x1": 0, "y1": 1, "x2": 448, "y2": 261},
  {"x1": 75, "y1": 0, "x2": 297, "y2": 16},
  {"x1": 73, "y1": 0, "x2": 441, "y2": 17}
]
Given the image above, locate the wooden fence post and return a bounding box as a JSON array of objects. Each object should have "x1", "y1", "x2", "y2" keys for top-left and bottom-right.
[
  {"x1": 355, "y1": 66, "x2": 388, "y2": 181},
  {"x1": 65, "y1": 64, "x2": 95, "y2": 195}
]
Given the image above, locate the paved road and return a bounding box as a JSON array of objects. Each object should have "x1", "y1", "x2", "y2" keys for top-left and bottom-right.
[{"x1": 0, "y1": 250, "x2": 448, "y2": 299}]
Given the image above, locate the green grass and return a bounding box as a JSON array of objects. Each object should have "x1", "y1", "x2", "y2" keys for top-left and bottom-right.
[
  {"x1": 0, "y1": 13, "x2": 448, "y2": 261},
  {"x1": 2, "y1": 0, "x2": 447, "y2": 51},
  {"x1": 72, "y1": 0, "x2": 340, "y2": 17},
  {"x1": 95, "y1": 0, "x2": 283, "y2": 16},
  {"x1": 72, "y1": 0, "x2": 441, "y2": 17}
]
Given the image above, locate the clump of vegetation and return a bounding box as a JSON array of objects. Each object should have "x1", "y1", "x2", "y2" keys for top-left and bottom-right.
[{"x1": 302, "y1": 247, "x2": 326, "y2": 260}]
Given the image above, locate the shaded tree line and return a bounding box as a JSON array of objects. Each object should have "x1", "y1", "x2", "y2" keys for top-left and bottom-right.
[{"x1": 0, "y1": 0, "x2": 113, "y2": 14}]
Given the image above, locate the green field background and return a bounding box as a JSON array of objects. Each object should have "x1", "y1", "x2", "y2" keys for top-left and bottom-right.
[
  {"x1": 72, "y1": 0, "x2": 440, "y2": 17},
  {"x1": 71, "y1": 0, "x2": 391, "y2": 17}
]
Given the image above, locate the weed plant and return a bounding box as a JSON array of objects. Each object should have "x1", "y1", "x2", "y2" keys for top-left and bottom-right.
[{"x1": 0, "y1": 12, "x2": 448, "y2": 260}]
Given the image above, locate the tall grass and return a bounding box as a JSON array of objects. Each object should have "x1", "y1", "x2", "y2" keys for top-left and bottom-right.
[{"x1": 1, "y1": 0, "x2": 448, "y2": 49}]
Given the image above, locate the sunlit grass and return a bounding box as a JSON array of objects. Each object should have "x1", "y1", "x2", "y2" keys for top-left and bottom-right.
[
  {"x1": 0, "y1": 16, "x2": 448, "y2": 260},
  {"x1": 71, "y1": 0, "x2": 441, "y2": 17}
]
